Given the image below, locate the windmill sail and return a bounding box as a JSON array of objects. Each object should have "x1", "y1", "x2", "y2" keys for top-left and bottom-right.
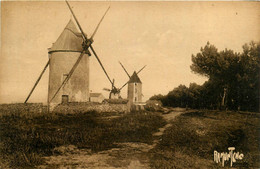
[
  {"x1": 24, "y1": 59, "x2": 50, "y2": 103},
  {"x1": 65, "y1": 0, "x2": 87, "y2": 41},
  {"x1": 119, "y1": 61, "x2": 130, "y2": 78},
  {"x1": 66, "y1": 0, "x2": 115, "y2": 88},
  {"x1": 91, "y1": 6, "x2": 110, "y2": 39}
]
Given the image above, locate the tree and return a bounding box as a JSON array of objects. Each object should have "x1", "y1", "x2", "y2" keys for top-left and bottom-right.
[
  {"x1": 190, "y1": 42, "x2": 220, "y2": 78},
  {"x1": 165, "y1": 85, "x2": 189, "y2": 108},
  {"x1": 190, "y1": 41, "x2": 259, "y2": 111},
  {"x1": 153, "y1": 41, "x2": 259, "y2": 111},
  {"x1": 149, "y1": 94, "x2": 165, "y2": 101},
  {"x1": 236, "y1": 42, "x2": 260, "y2": 111},
  {"x1": 188, "y1": 83, "x2": 204, "y2": 109}
]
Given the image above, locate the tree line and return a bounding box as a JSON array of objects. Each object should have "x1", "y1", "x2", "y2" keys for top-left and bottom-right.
[{"x1": 150, "y1": 41, "x2": 259, "y2": 112}]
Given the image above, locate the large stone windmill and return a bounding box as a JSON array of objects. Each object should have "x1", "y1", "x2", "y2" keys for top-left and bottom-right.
[
  {"x1": 48, "y1": 19, "x2": 90, "y2": 107},
  {"x1": 24, "y1": 1, "x2": 117, "y2": 109}
]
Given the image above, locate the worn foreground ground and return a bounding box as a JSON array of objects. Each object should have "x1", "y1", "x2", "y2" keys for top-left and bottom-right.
[
  {"x1": 1, "y1": 106, "x2": 259, "y2": 169},
  {"x1": 38, "y1": 110, "x2": 183, "y2": 169}
]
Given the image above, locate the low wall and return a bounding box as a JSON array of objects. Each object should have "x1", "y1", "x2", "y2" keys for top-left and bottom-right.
[
  {"x1": 0, "y1": 102, "x2": 129, "y2": 115},
  {"x1": 0, "y1": 103, "x2": 47, "y2": 114},
  {"x1": 53, "y1": 102, "x2": 129, "y2": 114}
]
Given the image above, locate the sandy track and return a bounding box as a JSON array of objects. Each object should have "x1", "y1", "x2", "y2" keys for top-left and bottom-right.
[{"x1": 38, "y1": 110, "x2": 184, "y2": 169}]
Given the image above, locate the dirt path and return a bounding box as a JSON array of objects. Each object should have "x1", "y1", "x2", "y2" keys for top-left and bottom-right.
[
  {"x1": 38, "y1": 110, "x2": 184, "y2": 169},
  {"x1": 153, "y1": 110, "x2": 184, "y2": 137}
]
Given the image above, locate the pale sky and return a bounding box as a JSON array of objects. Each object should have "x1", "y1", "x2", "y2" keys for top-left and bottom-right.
[{"x1": 1, "y1": 1, "x2": 260, "y2": 104}]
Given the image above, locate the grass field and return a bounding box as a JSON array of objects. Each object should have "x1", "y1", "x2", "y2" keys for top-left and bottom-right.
[
  {"x1": 150, "y1": 110, "x2": 260, "y2": 169},
  {"x1": 0, "y1": 104, "x2": 259, "y2": 169},
  {"x1": 0, "y1": 105, "x2": 165, "y2": 168}
]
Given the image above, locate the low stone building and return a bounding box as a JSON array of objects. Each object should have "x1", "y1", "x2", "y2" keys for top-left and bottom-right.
[{"x1": 89, "y1": 93, "x2": 105, "y2": 103}]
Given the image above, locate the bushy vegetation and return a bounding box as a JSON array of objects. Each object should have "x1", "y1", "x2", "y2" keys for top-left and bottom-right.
[
  {"x1": 0, "y1": 106, "x2": 166, "y2": 168},
  {"x1": 150, "y1": 41, "x2": 259, "y2": 111},
  {"x1": 150, "y1": 110, "x2": 260, "y2": 168}
]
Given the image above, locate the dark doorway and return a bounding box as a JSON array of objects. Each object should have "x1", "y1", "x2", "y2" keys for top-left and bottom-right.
[{"x1": 62, "y1": 95, "x2": 69, "y2": 104}]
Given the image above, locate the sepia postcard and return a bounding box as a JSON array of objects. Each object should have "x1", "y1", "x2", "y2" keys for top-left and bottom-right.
[{"x1": 0, "y1": 1, "x2": 259, "y2": 168}]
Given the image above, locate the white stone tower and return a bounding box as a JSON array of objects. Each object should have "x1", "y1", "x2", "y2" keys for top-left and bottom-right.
[
  {"x1": 127, "y1": 71, "x2": 142, "y2": 105},
  {"x1": 48, "y1": 20, "x2": 90, "y2": 107}
]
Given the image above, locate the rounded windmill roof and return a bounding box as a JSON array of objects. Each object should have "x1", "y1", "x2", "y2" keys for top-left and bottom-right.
[{"x1": 49, "y1": 19, "x2": 84, "y2": 53}]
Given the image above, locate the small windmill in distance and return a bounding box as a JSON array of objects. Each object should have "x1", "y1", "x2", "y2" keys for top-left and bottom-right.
[
  {"x1": 118, "y1": 61, "x2": 146, "y2": 105},
  {"x1": 103, "y1": 79, "x2": 122, "y2": 99},
  {"x1": 102, "y1": 62, "x2": 146, "y2": 100}
]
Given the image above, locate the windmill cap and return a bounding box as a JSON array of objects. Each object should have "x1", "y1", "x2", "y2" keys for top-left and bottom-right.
[
  {"x1": 128, "y1": 71, "x2": 142, "y2": 83},
  {"x1": 49, "y1": 19, "x2": 84, "y2": 53}
]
